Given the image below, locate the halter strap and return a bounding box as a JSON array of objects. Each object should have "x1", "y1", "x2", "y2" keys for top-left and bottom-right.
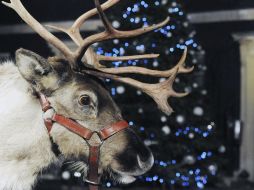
[
  {"x1": 52, "y1": 114, "x2": 94, "y2": 139},
  {"x1": 38, "y1": 93, "x2": 129, "y2": 190}
]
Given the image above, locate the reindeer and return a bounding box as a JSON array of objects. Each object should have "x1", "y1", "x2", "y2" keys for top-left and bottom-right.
[{"x1": 0, "y1": 0, "x2": 193, "y2": 189}]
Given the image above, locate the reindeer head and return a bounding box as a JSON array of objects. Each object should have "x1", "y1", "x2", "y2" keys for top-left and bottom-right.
[
  {"x1": 15, "y1": 48, "x2": 153, "y2": 183},
  {"x1": 3, "y1": 0, "x2": 193, "y2": 184}
]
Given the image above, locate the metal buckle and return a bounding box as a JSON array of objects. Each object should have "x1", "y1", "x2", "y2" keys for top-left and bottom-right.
[{"x1": 43, "y1": 108, "x2": 56, "y2": 121}]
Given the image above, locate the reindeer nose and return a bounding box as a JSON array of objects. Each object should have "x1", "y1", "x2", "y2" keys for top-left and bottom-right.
[{"x1": 137, "y1": 152, "x2": 154, "y2": 172}]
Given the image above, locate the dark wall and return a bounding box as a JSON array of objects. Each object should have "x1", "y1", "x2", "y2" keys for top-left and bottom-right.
[
  {"x1": 2, "y1": 0, "x2": 254, "y2": 26},
  {"x1": 194, "y1": 21, "x2": 242, "y2": 172},
  {"x1": 185, "y1": 0, "x2": 254, "y2": 12},
  {"x1": 195, "y1": 20, "x2": 254, "y2": 127},
  {"x1": 0, "y1": 0, "x2": 105, "y2": 25}
]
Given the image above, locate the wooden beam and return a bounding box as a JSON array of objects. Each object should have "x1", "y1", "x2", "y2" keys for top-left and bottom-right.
[
  {"x1": 0, "y1": 20, "x2": 102, "y2": 35},
  {"x1": 188, "y1": 8, "x2": 254, "y2": 24},
  {"x1": 235, "y1": 34, "x2": 254, "y2": 181}
]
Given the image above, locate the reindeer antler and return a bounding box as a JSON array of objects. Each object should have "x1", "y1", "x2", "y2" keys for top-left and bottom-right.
[{"x1": 2, "y1": 0, "x2": 194, "y2": 115}]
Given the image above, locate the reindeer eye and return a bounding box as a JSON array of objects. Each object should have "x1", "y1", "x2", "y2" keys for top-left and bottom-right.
[{"x1": 79, "y1": 95, "x2": 91, "y2": 106}]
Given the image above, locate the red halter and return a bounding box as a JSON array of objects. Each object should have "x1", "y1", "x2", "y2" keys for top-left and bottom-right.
[{"x1": 38, "y1": 93, "x2": 129, "y2": 190}]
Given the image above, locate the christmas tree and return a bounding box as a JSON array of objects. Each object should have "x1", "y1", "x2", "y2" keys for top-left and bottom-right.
[{"x1": 92, "y1": 0, "x2": 225, "y2": 189}]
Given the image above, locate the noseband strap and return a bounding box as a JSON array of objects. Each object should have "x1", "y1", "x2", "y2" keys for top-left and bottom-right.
[{"x1": 38, "y1": 93, "x2": 129, "y2": 190}]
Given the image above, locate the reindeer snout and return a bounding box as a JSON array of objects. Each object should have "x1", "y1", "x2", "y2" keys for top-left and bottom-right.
[
  {"x1": 113, "y1": 128, "x2": 154, "y2": 176},
  {"x1": 137, "y1": 152, "x2": 154, "y2": 173}
]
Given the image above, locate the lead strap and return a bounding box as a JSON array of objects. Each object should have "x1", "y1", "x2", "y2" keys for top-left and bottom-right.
[{"x1": 86, "y1": 145, "x2": 101, "y2": 190}]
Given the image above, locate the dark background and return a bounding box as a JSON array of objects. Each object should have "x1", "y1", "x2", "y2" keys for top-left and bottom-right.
[{"x1": 0, "y1": 0, "x2": 250, "y2": 185}]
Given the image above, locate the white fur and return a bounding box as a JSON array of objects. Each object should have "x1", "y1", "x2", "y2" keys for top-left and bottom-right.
[{"x1": 0, "y1": 61, "x2": 55, "y2": 190}]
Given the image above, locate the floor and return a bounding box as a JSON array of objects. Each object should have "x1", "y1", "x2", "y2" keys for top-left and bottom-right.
[
  {"x1": 35, "y1": 179, "x2": 254, "y2": 190},
  {"x1": 36, "y1": 185, "x2": 254, "y2": 190}
]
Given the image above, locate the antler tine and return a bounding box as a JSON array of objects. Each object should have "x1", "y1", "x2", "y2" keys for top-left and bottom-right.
[
  {"x1": 94, "y1": 0, "x2": 115, "y2": 33},
  {"x1": 46, "y1": 0, "x2": 120, "y2": 46},
  {"x1": 83, "y1": 48, "x2": 160, "y2": 68},
  {"x1": 129, "y1": 71, "x2": 188, "y2": 115},
  {"x1": 74, "y1": 0, "x2": 170, "y2": 64},
  {"x1": 72, "y1": 0, "x2": 120, "y2": 35},
  {"x1": 97, "y1": 48, "x2": 194, "y2": 77},
  {"x1": 97, "y1": 54, "x2": 160, "y2": 61},
  {"x1": 82, "y1": 68, "x2": 188, "y2": 115},
  {"x1": 1, "y1": 0, "x2": 75, "y2": 64}
]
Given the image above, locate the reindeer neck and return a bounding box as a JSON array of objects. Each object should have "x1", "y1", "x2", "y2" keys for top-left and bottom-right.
[{"x1": 0, "y1": 62, "x2": 56, "y2": 190}]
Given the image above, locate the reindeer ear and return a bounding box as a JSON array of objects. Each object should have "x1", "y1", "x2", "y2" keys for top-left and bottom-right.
[{"x1": 15, "y1": 48, "x2": 63, "y2": 93}]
